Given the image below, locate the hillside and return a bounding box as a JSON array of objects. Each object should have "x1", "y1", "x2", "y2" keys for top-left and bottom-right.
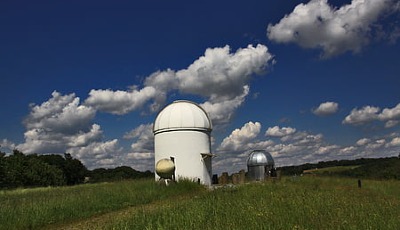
[{"x1": 279, "y1": 156, "x2": 400, "y2": 180}]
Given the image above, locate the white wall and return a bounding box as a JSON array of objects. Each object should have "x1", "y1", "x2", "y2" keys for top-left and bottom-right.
[{"x1": 154, "y1": 130, "x2": 212, "y2": 185}]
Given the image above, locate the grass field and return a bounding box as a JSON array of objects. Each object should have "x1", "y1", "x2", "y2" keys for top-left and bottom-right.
[
  {"x1": 303, "y1": 165, "x2": 360, "y2": 174},
  {"x1": 1, "y1": 176, "x2": 399, "y2": 229}
]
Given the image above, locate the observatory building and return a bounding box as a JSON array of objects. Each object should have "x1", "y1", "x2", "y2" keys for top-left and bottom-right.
[
  {"x1": 247, "y1": 150, "x2": 275, "y2": 181},
  {"x1": 153, "y1": 100, "x2": 213, "y2": 185}
]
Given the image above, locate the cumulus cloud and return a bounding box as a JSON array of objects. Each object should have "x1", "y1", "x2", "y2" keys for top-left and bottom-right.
[
  {"x1": 84, "y1": 44, "x2": 273, "y2": 126},
  {"x1": 69, "y1": 139, "x2": 122, "y2": 169},
  {"x1": 84, "y1": 86, "x2": 157, "y2": 115},
  {"x1": 24, "y1": 91, "x2": 96, "y2": 134},
  {"x1": 366, "y1": 139, "x2": 386, "y2": 150},
  {"x1": 312, "y1": 101, "x2": 339, "y2": 116},
  {"x1": 356, "y1": 138, "x2": 370, "y2": 146},
  {"x1": 265, "y1": 126, "x2": 297, "y2": 137},
  {"x1": 67, "y1": 124, "x2": 103, "y2": 147},
  {"x1": 387, "y1": 137, "x2": 400, "y2": 147},
  {"x1": 339, "y1": 146, "x2": 357, "y2": 155},
  {"x1": 15, "y1": 91, "x2": 126, "y2": 170},
  {"x1": 316, "y1": 145, "x2": 340, "y2": 155},
  {"x1": 122, "y1": 124, "x2": 155, "y2": 171},
  {"x1": 267, "y1": 0, "x2": 398, "y2": 58},
  {"x1": 124, "y1": 123, "x2": 154, "y2": 153},
  {"x1": 200, "y1": 86, "x2": 249, "y2": 125},
  {"x1": 144, "y1": 44, "x2": 274, "y2": 125},
  {"x1": 342, "y1": 106, "x2": 380, "y2": 125},
  {"x1": 0, "y1": 139, "x2": 16, "y2": 152},
  {"x1": 175, "y1": 45, "x2": 272, "y2": 100},
  {"x1": 218, "y1": 121, "x2": 261, "y2": 152},
  {"x1": 343, "y1": 103, "x2": 400, "y2": 127},
  {"x1": 18, "y1": 91, "x2": 97, "y2": 153},
  {"x1": 378, "y1": 103, "x2": 400, "y2": 121}
]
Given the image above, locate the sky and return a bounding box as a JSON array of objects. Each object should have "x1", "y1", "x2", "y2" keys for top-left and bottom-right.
[{"x1": 1, "y1": 0, "x2": 400, "y2": 174}]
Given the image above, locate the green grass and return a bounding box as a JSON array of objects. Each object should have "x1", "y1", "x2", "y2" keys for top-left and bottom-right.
[
  {"x1": 105, "y1": 177, "x2": 400, "y2": 230},
  {"x1": 0, "y1": 179, "x2": 203, "y2": 230},
  {"x1": 1, "y1": 177, "x2": 400, "y2": 229}
]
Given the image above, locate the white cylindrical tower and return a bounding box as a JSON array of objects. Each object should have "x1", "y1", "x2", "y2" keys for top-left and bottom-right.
[{"x1": 153, "y1": 100, "x2": 213, "y2": 185}]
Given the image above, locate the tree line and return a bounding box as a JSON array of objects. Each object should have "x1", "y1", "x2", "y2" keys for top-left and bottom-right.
[
  {"x1": 0, "y1": 149, "x2": 153, "y2": 189},
  {"x1": 278, "y1": 156, "x2": 400, "y2": 180}
]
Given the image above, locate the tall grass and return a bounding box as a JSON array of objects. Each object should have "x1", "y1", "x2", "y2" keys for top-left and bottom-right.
[
  {"x1": 0, "y1": 179, "x2": 203, "y2": 230},
  {"x1": 105, "y1": 177, "x2": 400, "y2": 229},
  {"x1": 1, "y1": 177, "x2": 399, "y2": 229}
]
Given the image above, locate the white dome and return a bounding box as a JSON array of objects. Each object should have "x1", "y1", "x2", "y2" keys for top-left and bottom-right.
[{"x1": 153, "y1": 100, "x2": 212, "y2": 134}]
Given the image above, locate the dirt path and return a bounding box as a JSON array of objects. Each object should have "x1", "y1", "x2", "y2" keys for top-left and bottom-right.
[{"x1": 42, "y1": 192, "x2": 200, "y2": 230}]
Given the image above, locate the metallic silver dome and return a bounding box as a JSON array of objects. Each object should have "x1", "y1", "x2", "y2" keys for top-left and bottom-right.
[{"x1": 247, "y1": 150, "x2": 274, "y2": 167}]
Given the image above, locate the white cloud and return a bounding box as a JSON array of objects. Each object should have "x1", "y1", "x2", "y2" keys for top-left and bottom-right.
[
  {"x1": 84, "y1": 86, "x2": 157, "y2": 115},
  {"x1": 122, "y1": 124, "x2": 155, "y2": 171},
  {"x1": 267, "y1": 0, "x2": 397, "y2": 58},
  {"x1": 15, "y1": 91, "x2": 129, "y2": 170},
  {"x1": 85, "y1": 44, "x2": 273, "y2": 126},
  {"x1": 339, "y1": 146, "x2": 357, "y2": 155},
  {"x1": 316, "y1": 145, "x2": 340, "y2": 155},
  {"x1": 175, "y1": 44, "x2": 273, "y2": 101},
  {"x1": 200, "y1": 86, "x2": 249, "y2": 125},
  {"x1": 343, "y1": 103, "x2": 400, "y2": 127},
  {"x1": 126, "y1": 152, "x2": 153, "y2": 160},
  {"x1": 378, "y1": 103, "x2": 400, "y2": 121},
  {"x1": 124, "y1": 123, "x2": 154, "y2": 153},
  {"x1": 312, "y1": 101, "x2": 339, "y2": 116},
  {"x1": 144, "y1": 44, "x2": 274, "y2": 125},
  {"x1": 365, "y1": 139, "x2": 386, "y2": 150},
  {"x1": 385, "y1": 120, "x2": 400, "y2": 128},
  {"x1": 24, "y1": 91, "x2": 96, "y2": 134},
  {"x1": 68, "y1": 139, "x2": 122, "y2": 169},
  {"x1": 67, "y1": 124, "x2": 103, "y2": 147},
  {"x1": 356, "y1": 138, "x2": 370, "y2": 146},
  {"x1": 387, "y1": 137, "x2": 400, "y2": 147},
  {"x1": 247, "y1": 140, "x2": 275, "y2": 150},
  {"x1": 342, "y1": 106, "x2": 380, "y2": 125},
  {"x1": 145, "y1": 45, "x2": 273, "y2": 96},
  {"x1": 265, "y1": 126, "x2": 296, "y2": 137},
  {"x1": 0, "y1": 139, "x2": 16, "y2": 152},
  {"x1": 18, "y1": 91, "x2": 98, "y2": 153},
  {"x1": 218, "y1": 121, "x2": 261, "y2": 152}
]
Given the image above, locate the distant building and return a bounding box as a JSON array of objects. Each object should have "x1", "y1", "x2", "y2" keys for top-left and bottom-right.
[
  {"x1": 153, "y1": 100, "x2": 213, "y2": 185},
  {"x1": 247, "y1": 150, "x2": 275, "y2": 181}
]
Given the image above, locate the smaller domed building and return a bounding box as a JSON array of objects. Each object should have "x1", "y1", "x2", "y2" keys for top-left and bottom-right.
[{"x1": 247, "y1": 150, "x2": 275, "y2": 181}]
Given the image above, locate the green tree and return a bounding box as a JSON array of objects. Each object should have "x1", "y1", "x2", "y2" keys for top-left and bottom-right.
[
  {"x1": 1, "y1": 150, "x2": 65, "y2": 189},
  {"x1": 63, "y1": 153, "x2": 87, "y2": 185},
  {"x1": 0, "y1": 150, "x2": 6, "y2": 187}
]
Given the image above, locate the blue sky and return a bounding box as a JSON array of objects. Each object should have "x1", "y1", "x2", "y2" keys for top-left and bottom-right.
[{"x1": 1, "y1": 0, "x2": 400, "y2": 174}]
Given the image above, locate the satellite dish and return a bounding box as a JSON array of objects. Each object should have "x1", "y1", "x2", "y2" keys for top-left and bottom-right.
[{"x1": 156, "y1": 158, "x2": 175, "y2": 179}]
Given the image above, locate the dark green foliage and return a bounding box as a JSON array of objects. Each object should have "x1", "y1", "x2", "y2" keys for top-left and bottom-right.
[
  {"x1": 38, "y1": 153, "x2": 88, "y2": 185},
  {"x1": 0, "y1": 151, "x2": 6, "y2": 187},
  {"x1": 88, "y1": 166, "x2": 153, "y2": 183},
  {"x1": 0, "y1": 150, "x2": 89, "y2": 189},
  {"x1": 1, "y1": 149, "x2": 153, "y2": 189},
  {"x1": 1, "y1": 150, "x2": 65, "y2": 188},
  {"x1": 63, "y1": 153, "x2": 87, "y2": 185}
]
